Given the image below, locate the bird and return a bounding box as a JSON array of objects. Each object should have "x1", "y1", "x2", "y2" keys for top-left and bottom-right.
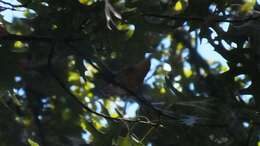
[{"x1": 102, "y1": 58, "x2": 151, "y2": 97}]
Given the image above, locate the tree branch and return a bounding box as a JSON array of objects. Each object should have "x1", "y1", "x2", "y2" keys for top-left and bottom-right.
[
  {"x1": 46, "y1": 41, "x2": 158, "y2": 126},
  {"x1": 142, "y1": 12, "x2": 260, "y2": 23},
  {"x1": 0, "y1": 34, "x2": 86, "y2": 43}
]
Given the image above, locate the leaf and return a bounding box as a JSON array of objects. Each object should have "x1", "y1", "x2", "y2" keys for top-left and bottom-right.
[
  {"x1": 174, "y1": 1, "x2": 183, "y2": 11},
  {"x1": 27, "y1": 138, "x2": 39, "y2": 146},
  {"x1": 240, "y1": 0, "x2": 256, "y2": 13},
  {"x1": 12, "y1": 41, "x2": 28, "y2": 53},
  {"x1": 183, "y1": 67, "x2": 192, "y2": 78},
  {"x1": 159, "y1": 87, "x2": 166, "y2": 94},
  {"x1": 68, "y1": 71, "x2": 81, "y2": 82},
  {"x1": 116, "y1": 23, "x2": 135, "y2": 38},
  {"x1": 83, "y1": 81, "x2": 95, "y2": 91},
  {"x1": 171, "y1": 0, "x2": 187, "y2": 13},
  {"x1": 79, "y1": 0, "x2": 95, "y2": 6}
]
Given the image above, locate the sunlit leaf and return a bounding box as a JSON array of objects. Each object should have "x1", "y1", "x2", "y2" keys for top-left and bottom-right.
[
  {"x1": 183, "y1": 68, "x2": 192, "y2": 77},
  {"x1": 84, "y1": 63, "x2": 98, "y2": 78},
  {"x1": 257, "y1": 140, "x2": 260, "y2": 146},
  {"x1": 68, "y1": 71, "x2": 81, "y2": 82},
  {"x1": 79, "y1": 0, "x2": 94, "y2": 6},
  {"x1": 176, "y1": 42, "x2": 184, "y2": 54},
  {"x1": 160, "y1": 87, "x2": 166, "y2": 94},
  {"x1": 16, "y1": 32, "x2": 22, "y2": 35},
  {"x1": 87, "y1": 92, "x2": 94, "y2": 98},
  {"x1": 240, "y1": 0, "x2": 256, "y2": 13},
  {"x1": 14, "y1": 41, "x2": 23, "y2": 48},
  {"x1": 84, "y1": 81, "x2": 95, "y2": 91},
  {"x1": 80, "y1": 118, "x2": 87, "y2": 130},
  {"x1": 72, "y1": 86, "x2": 84, "y2": 97},
  {"x1": 219, "y1": 66, "x2": 229, "y2": 73},
  {"x1": 27, "y1": 138, "x2": 39, "y2": 146},
  {"x1": 117, "y1": 23, "x2": 135, "y2": 38},
  {"x1": 174, "y1": 1, "x2": 183, "y2": 11},
  {"x1": 12, "y1": 41, "x2": 28, "y2": 52},
  {"x1": 92, "y1": 118, "x2": 103, "y2": 130},
  {"x1": 80, "y1": 116, "x2": 104, "y2": 140}
]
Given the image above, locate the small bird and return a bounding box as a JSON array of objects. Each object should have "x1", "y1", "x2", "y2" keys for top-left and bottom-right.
[
  {"x1": 102, "y1": 58, "x2": 151, "y2": 97},
  {"x1": 116, "y1": 58, "x2": 151, "y2": 92}
]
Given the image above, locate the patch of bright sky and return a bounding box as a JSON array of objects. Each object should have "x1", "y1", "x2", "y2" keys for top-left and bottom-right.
[
  {"x1": 198, "y1": 38, "x2": 228, "y2": 67},
  {"x1": 81, "y1": 131, "x2": 91, "y2": 144},
  {"x1": 124, "y1": 102, "x2": 139, "y2": 118},
  {"x1": 242, "y1": 121, "x2": 250, "y2": 128},
  {"x1": 240, "y1": 94, "x2": 253, "y2": 104},
  {"x1": 144, "y1": 58, "x2": 160, "y2": 87},
  {"x1": 234, "y1": 74, "x2": 252, "y2": 88},
  {"x1": 0, "y1": 0, "x2": 28, "y2": 22},
  {"x1": 14, "y1": 75, "x2": 22, "y2": 82},
  {"x1": 13, "y1": 87, "x2": 25, "y2": 96}
]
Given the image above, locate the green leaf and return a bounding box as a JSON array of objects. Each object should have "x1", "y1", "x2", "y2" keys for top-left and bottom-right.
[
  {"x1": 240, "y1": 0, "x2": 256, "y2": 13},
  {"x1": 68, "y1": 71, "x2": 81, "y2": 82},
  {"x1": 79, "y1": 0, "x2": 94, "y2": 6},
  {"x1": 27, "y1": 138, "x2": 39, "y2": 146}
]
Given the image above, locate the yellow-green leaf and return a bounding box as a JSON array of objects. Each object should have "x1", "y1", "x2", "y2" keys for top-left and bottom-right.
[
  {"x1": 84, "y1": 81, "x2": 95, "y2": 91},
  {"x1": 183, "y1": 68, "x2": 192, "y2": 78},
  {"x1": 27, "y1": 138, "x2": 39, "y2": 146},
  {"x1": 14, "y1": 41, "x2": 24, "y2": 48},
  {"x1": 174, "y1": 1, "x2": 183, "y2": 11},
  {"x1": 240, "y1": 0, "x2": 256, "y2": 13},
  {"x1": 79, "y1": 0, "x2": 93, "y2": 6},
  {"x1": 117, "y1": 23, "x2": 135, "y2": 38},
  {"x1": 160, "y1": 87, "x2": 166, "y2": 94},
  {"x1": 176, "y1": 42, "x2": 184, "y2": 54},
  {"x1": 12, "y1": 41, "x2": 28, "y2": 53},
  {"x1": 68, "y1": 71, "x2": 80, "y2": 82}
]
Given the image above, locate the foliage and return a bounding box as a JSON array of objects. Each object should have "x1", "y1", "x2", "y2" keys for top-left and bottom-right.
[{"x1": 0, "y1": 0, "x2": 260, "y2": 146}]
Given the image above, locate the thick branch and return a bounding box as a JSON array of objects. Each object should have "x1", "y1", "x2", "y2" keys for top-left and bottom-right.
[
  {"x1": 142, "y1": 12, "x2": 260, "y2": 23},
  {"x1": 0, "y1": 34, "x2": 86, "y2": 43}
]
